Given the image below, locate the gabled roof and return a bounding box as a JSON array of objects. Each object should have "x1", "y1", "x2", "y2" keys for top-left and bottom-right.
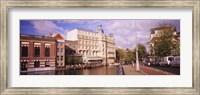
[{"x1": 52, "y1": 34, "x2": 64, "y2": 40}]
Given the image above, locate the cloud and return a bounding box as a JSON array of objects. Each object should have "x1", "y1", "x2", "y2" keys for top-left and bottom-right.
[
  {"x1": 31, "y1": 20, "x2": 64, "y2": 34},
  {"x1": 56, "y1": 20, "x2": 85, "y2": 24},
  {"x1": 28, "y1": 19, "x2": 179, "y2": 50},
  {"x1": 102, "y1": 20, "x2": 145, "y2": 49},
  {"x1": 31, "y1": 20, "x2": 56, "y2": 33},
  {"x1": 101, "y1": 20, "x2": 179, "y2": 50}
]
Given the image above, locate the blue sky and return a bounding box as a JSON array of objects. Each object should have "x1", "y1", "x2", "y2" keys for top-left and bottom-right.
[{"x1": 20, "y1": 20, "x2": 180, "y2": 50}]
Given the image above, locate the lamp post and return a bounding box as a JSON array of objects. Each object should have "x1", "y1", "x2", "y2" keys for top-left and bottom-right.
[{"x1": 135, "y1": 20, "x2": 140, "y2": 71}]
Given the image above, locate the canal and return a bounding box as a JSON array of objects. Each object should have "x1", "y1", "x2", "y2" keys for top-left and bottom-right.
[{"x1": 20, "y1": 65, "x2": 124, "y2": 75}]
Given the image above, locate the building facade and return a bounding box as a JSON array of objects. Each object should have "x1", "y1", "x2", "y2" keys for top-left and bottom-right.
[
  {"x1": 51, "y1": 33, "x2": 65, "y2": 68},
  {"x1": 20, "y1": 35, "x2": 56, "y2": 72},
  {"x1": 66, "y1": 25, "x2": 116, "y2": 65}
]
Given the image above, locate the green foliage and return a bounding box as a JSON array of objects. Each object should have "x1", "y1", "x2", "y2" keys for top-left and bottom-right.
[
  {"x1": 154, "y1": 29, "x2": 174, "y2": 57},
  {"x1": 125, "y1": 50, "x2": 135, "y2": 61},
  {"x1": 66, "y1": 56, "x2": 82, "y2": 65},
  {"x1": 116, "y1": 48, "x2": 125, "y2": 61},
  {"x1": 172, "y1": 39, "x2": 180, "y2": 56},
  {"x1": 116, "y1": 44, "x2": 147, "y2": 62},
  {"x1": 149, "y1": 44, "x2": 154, "y2": 56},
  {"x1": 137, "y1": 44, "x2": 147, "y2": 61},
  {"x1": 66, "y1": 56, "x2": 72, "y2": 65}
]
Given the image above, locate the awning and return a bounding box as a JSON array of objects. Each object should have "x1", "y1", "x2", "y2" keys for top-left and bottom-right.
[{"x1": 84, "y1": 56, "x2": 103, "y2": 60}]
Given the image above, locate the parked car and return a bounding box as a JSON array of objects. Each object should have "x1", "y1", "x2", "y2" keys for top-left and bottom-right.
[
  {"x1": 144, "y1": 58, "x2": 151, "y2": 66},
  {"x1": 171, "y1": 56, "x2": 180, "y2": 67},
  {"x1": 152, "y1": 60, "x2": 161, "y2": 66},
  {"x1": 159, "y1": 56, "x2": 174, "y2": 66}
]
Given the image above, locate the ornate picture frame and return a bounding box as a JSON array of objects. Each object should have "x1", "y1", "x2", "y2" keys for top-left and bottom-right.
[{"x1": 0, "y1": 0, "x2": 199, "y2": 95}]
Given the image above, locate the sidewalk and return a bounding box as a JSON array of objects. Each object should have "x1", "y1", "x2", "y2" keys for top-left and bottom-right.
[
  {"x1": 139, "y1": 65, "x2": 175, "y2": 75},
  {"x1": 122, "y1": 65, "x2": 145, "y2": 75},
  {"x1": 122, "y1": 65, "x2": 174, "y2": 75}
]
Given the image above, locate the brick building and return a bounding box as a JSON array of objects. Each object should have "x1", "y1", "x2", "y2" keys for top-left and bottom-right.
[{"x1": 20, "y1": 34, "x2": 56, "y2": 72}]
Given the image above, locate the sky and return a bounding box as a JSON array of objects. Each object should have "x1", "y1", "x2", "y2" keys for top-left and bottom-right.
[{"x1": 20, "y1": 20, "x2": 180, "y2": 50}]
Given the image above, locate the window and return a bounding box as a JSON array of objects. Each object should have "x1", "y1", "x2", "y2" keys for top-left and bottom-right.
[
  {"x1": 20, "y1": 61, "x2": 28, "y2": 70},
  {"x1": 34, "y1": 61, "x2": 40, "y2": 67},
  {"x1": 34, "y1": 47, "x2": 40, "y2": 57},
  {"x1": 22, "y1": 46, "x2": 28, "y2": 57},
  {"x1": 61, "y1": 56, "x2": 63, "y2": 61},
  {"x1": 57, "y1": 48, "x2": 59, "y2": 52},
  {"x1": 45, "y1": 47, "x2": 50, "y2": 57},
  {"x1": 45, "y1": 60, "x2": 50, "y2": 67},
  {"x1": 60, "y1": 48, "x2": 63, "y2": 52},
  {"x1": 57, "y1": 56, "x2": 59, "y2": 61}
]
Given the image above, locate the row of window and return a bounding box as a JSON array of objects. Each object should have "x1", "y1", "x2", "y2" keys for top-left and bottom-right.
[
  {"x1": 57, "y1": 48, "x2": 64, "y2": 53},
  {"x1": 78, "y1": 35, "x2": 98, "y2": 40},
  {"x1": 79, "y1": 31, "x2": 98, "y2": 35},
  {"x1": 20, "y1": 61, "x2": 50, "y2": 70},
  {"x1": 80, "y1": 52, "x2": 99, "y2": 56},
  {"x1": 21, "y1": 46, "x2": 50, "y2": 57},
  {"x1": 34, "y1": 61, "x2": 50, "y2": 68},
  {"x1": 57, "y1": 62, "x2": 64, "y2": 66},
  {"x1": 79, "y1": 40, "x2": 98, "y2": 45},
  {"x1": 57, "y1": 56, "x2": 63, "y2": 61},
  {"x1": 78, "y1": 40, "x2": 114, "y2": 45},
  {"x1": 80, "y1": 45, "x2": 98, "y2": 50},
  {"x1": 57, "y1": 43, "x2": 64, "y2": 46}
]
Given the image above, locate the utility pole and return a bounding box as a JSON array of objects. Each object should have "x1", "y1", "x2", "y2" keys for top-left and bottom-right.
[{"x1": 135, "y1": 20, "x2": 140, "y2": 71}]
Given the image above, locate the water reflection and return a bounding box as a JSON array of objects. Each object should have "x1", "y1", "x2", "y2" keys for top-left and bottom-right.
[{"x1": 20, "y1": 65, "x2": 122, "y2": 75}]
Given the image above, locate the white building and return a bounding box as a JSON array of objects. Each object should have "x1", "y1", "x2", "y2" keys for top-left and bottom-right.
[{"x1": 66, "y1": 25, "x2": 116, "y2": 65}]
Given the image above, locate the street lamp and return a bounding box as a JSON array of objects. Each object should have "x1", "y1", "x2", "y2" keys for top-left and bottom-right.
[{"x1": 135, "y1": 20, "x2": 140, "y2": 71}]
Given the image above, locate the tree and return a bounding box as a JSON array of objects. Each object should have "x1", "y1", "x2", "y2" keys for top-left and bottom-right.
[
  {"x1": 122, "y1": 49, "x2": 135, "y2": 64},
  {"x1": 116, "y1": 48, "x2": 125, "y2": 61},
  {"x1": 133, "y1": 44, "x2": 147, "y2": 61},
  {"x1": 73, "y1": 57, "x2": 83, "y2": 64},
  {"x1": 137, "y1": 44, "x2": 147, "y2": 61},
  {"x1": 172, "y1": 39, "x2": 180, "y2": 56},
  {"x1": 149, "y1": 44, "x2": 154, "y2": 56},
  {"x1": 66, "y1": 56, "x2": 83, "y2": 65},
  {"x1": 126, "y1": 50, "x2": 135, "y2": 61},
  {"x1": 154, "y1": 28, "x2": 174, "y2": 57},
  {"x1": 66, "y1": 56, "x2": 72, "y2": 65}
]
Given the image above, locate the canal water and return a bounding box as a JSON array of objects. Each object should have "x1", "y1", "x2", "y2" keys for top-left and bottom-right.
[{"x1": 20, "y1": 65, "x2": 123, "y2": 75}]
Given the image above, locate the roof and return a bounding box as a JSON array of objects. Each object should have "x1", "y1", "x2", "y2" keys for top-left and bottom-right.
[
  {"x1": 52, "y1": 34, "x2": 64, "y2": 40},
  {"x1": 20, "y1": 34, "x2": 56, "y2": 41}
]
